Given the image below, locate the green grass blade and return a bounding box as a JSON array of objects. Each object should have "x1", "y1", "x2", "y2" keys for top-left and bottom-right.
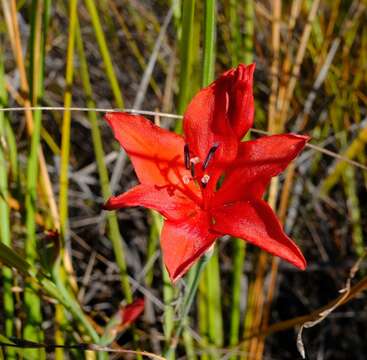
[
  {"x1": 228, "y1": 0, "x2": 241, "y2": 65},
  {"x1": 0, "y1": 242, "x2": 32, "y2": 276},
  {"x1": 0, "y1": 55, "x2": 16, "y2": 360},
  {"x1": 229, "y1": 240, "x2": 246, "y2": 359},
  {"x1": 75, "y1": 17, "x2": 132, "y2": 302},
  {"x1": 175, "y1": 0, "x2": 196, "y2": 132},
  {"x1": 23, "y1": 1, "x2": 49, "y2": 357},
  {"x1": 58, "y1": 0, "x2": 78, "y2": 235},
  {"x1": 242, "y1": 0, "x2": 254, "y2": 64},
  {"x1": 84, "y1": 0, "x2": 124, "y2": 108},
  {"x1": 56, "y1": 1, "x2": 79, "y2": 356},
  {"x1": 202, "y1": 0, "x2": 216, "y2": 87},
  {"x1": 4, "y1": 119, "x2": 18, "y2": 182},
  {"x1": 150, "y1": 211, "x2": 176, "y2": 358},
  {"x1": 229, "y1": 3, "x2": 254, "y2": 358},
  {"x1": 200, "y1": 1, "x2": 225, "y2": 357},
  {"x1": 205, "y1": 246, "x2": 223, "y2": 355}
]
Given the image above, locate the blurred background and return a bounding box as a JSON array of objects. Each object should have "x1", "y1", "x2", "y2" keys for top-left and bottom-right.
[{"x1": 0, "y1": 0, "x2": 366, "y2": 359}]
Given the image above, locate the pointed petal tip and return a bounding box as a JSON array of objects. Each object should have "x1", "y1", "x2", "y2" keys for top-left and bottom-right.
[
  {"x1": 234, "y1": 63, "x2": 256, "y2": 82},
  {"x1": 165, "y1": 263, "x2": 189, "y2": 284},
  {"x1": 298, "y1": 256, "x2": 307, "y2": 271},
  {"x1": 288, "y1": 251, "x2": 307, "y2": 271},
  {"x1": 289, "y1": 133, "x2": 311, "y2": 143}
]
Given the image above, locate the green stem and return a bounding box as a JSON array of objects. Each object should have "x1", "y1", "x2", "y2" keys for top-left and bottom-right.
[
  {"x1": 175, "y1": 0, "x2": 196, "y2": 132},
  {"x1": 231, "y1": 4, "x2": 253, "y2": 359},
  {"x1": 0, "y1": 43, "x2": 16, "y2": 360},
  {"x1": 199, "y1": 3, "x2": 217, "y2": 359},
  {"x1": 84, "y1": 0, "x2": 124, "y2": 108},
  {"x1": 59, "y1": 0, "x2": 78, "y2": 236},
  {"x1": 24, "y1": 1, "x2": 49, "y2": 357},
  {"x1": 229, "y1": 240, "x2": 246, "y2": 360},
  {"x1": 50, "y1": 270, "x2": 100, "y2": 344},
  {"x1": 206, "y1": 246, "x2": 223, "y2": 356},
  {"x1": 228, "y1": 0, "x2": 240, "y2": 65},
  {"x1": 164, "y1": 250, "x2": 212, "y2": 358},
  {"x1": 242, "y1": 0, "x2": 254, "y2": 65},
  {"x1": 202, "y1": 0, "x2": 216, "y2": 87},
  {"x1": 56, "y1": 1, "x2": 78, "y2": 358}
]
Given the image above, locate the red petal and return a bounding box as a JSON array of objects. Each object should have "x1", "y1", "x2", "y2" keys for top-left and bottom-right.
[
  {"x1": 183, "y1": 74, "x2": 237, "y2": 166},
  {"x1": 227, "y1": 63, "x2": 255, "y2": 138},
  {"x1": 213, "y1": 133, "x2": 309, "y2": 206},
  {"x1": 121, "y1": 298, "x2": 145, "y2": 326},
  {"x1": 183, "y1": 64, "x2": 256, "y2": 170},
  {"x1": 212, "y1": 200, "x2": 306, "y2": 269},
  {"x1": 105, "y1": 113, "x2": 190, "y2": 187},
  {"x1": 103, "y1": 184, "x2": 200, "y2": 221},
  {"x1": 161, "y1": 211, "x2": 216, "y2": 282}
]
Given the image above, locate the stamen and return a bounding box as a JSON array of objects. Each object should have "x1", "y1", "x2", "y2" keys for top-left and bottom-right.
[
  {"x1": 184, "y1": 144, "x2": 190, "y2": 169},
  {"x1": 189, "y1": 157, "x2": 200, "y2": 178},
  {"x1": 182, "y1": 175, "x2": 190, "y2": 184},
  {"x1": 201, "y1": 174, "x2": 210, "y2": 188},
  {"x1": 190, "y1": 157, "x2": 200, "y2": 165},
  {"x1": 202, "y1": 143, "x2": 219, "y2": 170},
  {"x1": 190, "y1": 162, "x2": 196, "y2": 178}
]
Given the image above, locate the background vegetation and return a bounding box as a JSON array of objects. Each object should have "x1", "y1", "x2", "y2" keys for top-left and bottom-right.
[{"x1": 0, "y1": 0, "x2": 366, "y2": 359}]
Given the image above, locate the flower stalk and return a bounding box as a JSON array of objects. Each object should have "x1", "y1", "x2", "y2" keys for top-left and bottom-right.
[{"x1": 164, "y1": 249, "x2": 213, "y2": 358}]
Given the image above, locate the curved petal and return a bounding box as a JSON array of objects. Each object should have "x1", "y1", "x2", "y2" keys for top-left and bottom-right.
[
  {"x1": 227, "y1": 63, "x2": 255, "y2": 138},
  {"x1": 103, "y1": 184, "x2": 200, "y2": 221},
  {"x1": 183, "y1": 75, "x2": 237, "y2": 166},
  {"x1": 161, "y1": 212, "x2": 217, "y2": 282},
  {"x1": 212, "y1": 200, "x2": 306, "y2": 270},
  {"x1": 213, "y1": 133, "x2": 309, "y2": 206},
  {"x1": 105, "y1": 113, "x2": 192, "y2": 188},
  {"x1": 121, "y1": 298, "x2": 145, "y2": 326},
  {"x1": 183, "y1": 64, "x2": 255, "y2": 169}
]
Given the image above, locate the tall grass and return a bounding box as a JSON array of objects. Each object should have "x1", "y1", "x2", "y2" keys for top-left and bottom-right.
[{"x1": 0, "y1": 1, "x2": 366, "y2": 360}]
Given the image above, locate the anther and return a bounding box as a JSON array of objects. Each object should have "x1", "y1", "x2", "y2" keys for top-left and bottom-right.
[
  {"x1": 182, "y1": 175, "x2": 190, "y2": 184},
  {"x1": 189, "y1": 157, "x2": 200, "y2": 178},
  {"x1": 201, "y1": 174, "x2": 210, "y2": 188},
  {"x1": 184, "y1": 144, "x2": 190, "y2": 169},
  {"x1": 190, "y1": 157, "x2": 200, "y2": 165},
  {"x1": 202, "y1": 143, "x2": 219, "y2": 170}
]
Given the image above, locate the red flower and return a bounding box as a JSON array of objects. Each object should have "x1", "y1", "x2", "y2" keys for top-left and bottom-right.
[
  {"x1": 103, "y1": 64, "x2": 309, "y2": 282},
  {"x1": 121, "y1": 298, "x2": 145, "y2": 326}
]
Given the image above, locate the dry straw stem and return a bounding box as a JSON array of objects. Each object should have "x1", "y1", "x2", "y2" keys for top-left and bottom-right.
[
  {"x1": 234, "y1": 260, "x2": 367, "y2": 346},
  {"x1": 247, "y1": 0, "x2": 281, "y2": 358},
  {"x1": 255, "y1": 1, "x2": 320, "y2": 358},
  {"x1": 277, "y1": 0, "x2": 321, "y2": 130},
  {"x1": 267, "y1": 0, "x2": 281, "y2": 134},
  {"x1": 296, "y1": 255, "x2": 365, "y2": 358}
]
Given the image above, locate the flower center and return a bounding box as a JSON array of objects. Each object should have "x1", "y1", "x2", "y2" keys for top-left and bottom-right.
[{"x1": 182, "y1": 143, "x2": 219, "y2": 188}]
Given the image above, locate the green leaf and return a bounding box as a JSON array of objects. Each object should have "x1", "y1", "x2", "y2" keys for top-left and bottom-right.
[{"x1": 0, "y1": 242, "x2": 32, "y2": 275}]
